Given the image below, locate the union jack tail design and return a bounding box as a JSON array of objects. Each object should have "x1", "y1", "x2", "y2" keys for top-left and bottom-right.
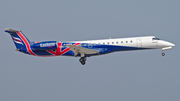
[{"x1": 5, "y1": 29, "x2": 31, "y2": 53}]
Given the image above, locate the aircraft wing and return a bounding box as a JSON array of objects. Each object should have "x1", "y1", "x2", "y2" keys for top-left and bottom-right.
[{"x1": 66, "y1": 44, "x2": 99, "y2": 56}]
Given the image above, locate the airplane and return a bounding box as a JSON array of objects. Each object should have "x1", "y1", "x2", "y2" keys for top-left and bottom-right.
[{"x1": 5, "y1": 28, "x2": 175, "y2": 65}]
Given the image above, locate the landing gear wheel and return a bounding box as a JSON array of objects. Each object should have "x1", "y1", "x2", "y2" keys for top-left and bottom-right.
[
  {"x1": 81, "y1": 61, "x2": 86, "y2": 65},
  {"x1": 79, "y1": 57, "x2": 87, "y2": 65},
  {"x1": 162, "y1": 52, "x2": 165, "y2": 56},
  {"x1": 79, "y1": 58, "x2": 84, "y2": 62}
]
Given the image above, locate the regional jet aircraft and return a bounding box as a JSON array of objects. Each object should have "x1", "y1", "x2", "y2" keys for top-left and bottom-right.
[{"x1": 5, "y1": 29, "x2": 175, "y2": 65}]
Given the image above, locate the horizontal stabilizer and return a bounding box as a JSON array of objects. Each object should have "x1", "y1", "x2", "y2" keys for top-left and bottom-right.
[{"x1": 5, "y1": 29, "x2": 19, "y2": 33}]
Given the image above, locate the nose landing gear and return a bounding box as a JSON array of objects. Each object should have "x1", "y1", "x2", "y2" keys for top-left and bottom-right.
[
  {"x1": 161, "y1": 50, "x2": 165, "y2": 56},
  {"x1": 79, "y1": 57, "x2": 87, "y2": 65},
  {"x1": 161, "y1": 47, "x2": 174, "y2": 56},
  {"x1": 162, "y1": 52, "x2": 165, "y2": 56}
]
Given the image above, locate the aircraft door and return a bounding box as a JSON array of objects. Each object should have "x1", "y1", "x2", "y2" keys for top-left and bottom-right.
[{"x1": 137, "y1": 38, "x2": 142, "y2": 48}]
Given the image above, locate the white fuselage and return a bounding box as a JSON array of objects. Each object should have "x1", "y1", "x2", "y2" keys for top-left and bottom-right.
[{"x1": 73, "y1": 36, "x2": 174, "y2": 50}]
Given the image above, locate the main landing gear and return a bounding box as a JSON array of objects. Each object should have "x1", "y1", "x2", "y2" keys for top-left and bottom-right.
[{"x1": 79, "y1": 57, "x2": 87, "y2": 65}]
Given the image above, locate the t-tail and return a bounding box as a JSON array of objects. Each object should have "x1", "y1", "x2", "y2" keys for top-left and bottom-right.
[{"x1": 5, "y1": 29, "x2": 32, "y2": 54}]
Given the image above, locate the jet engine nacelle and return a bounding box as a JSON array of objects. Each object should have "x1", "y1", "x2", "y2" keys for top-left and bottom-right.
[{"x1": 33, "y1": 41, "x2": 58, "y2": 50}]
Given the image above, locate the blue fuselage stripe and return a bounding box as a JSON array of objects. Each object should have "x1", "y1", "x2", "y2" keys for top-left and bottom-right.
[{"x1": 20, "y1": 43, "x2": 150, "y2": 57}]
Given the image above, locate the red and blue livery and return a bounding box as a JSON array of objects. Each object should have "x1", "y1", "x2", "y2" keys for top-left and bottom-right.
[{"x1": 5, "y1": 29, "x2": 175, "y2": 65}]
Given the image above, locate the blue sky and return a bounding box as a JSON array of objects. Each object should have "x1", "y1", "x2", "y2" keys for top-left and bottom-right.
[{"x1": 0, "y1": 0, "x2": 180, "y2": 101}]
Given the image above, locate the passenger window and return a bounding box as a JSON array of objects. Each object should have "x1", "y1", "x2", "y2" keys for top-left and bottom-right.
[
  {"x1": 121, "y1": 41, "x2": 123, "y2": 43},
  {"x1": 107, "y1": 42, "x2": 109, "y2": 44},
  {"x1": 112, "y1": 42, "x2": 114, "y2": 44},
  {"x1": 126, "y1": 41, "x2": 128, "y2": 43},
  {"x1": 131, "y1": 41, "x2": 133, "y2": 43},
  {"x1": 116, "y1": 41, "x2": 118, "y2": 44}
]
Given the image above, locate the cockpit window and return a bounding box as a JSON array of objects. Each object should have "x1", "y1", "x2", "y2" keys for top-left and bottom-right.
[{"x1": 152, "y1": 37, "x2": 160, "y2": 40}]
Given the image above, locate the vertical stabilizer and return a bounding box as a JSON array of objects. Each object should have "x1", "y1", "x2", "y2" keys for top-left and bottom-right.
[{"x1": 5, "y1": 29, "x2": 30, "y2": 51}]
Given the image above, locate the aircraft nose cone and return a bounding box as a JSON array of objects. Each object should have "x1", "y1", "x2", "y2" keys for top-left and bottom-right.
[
  {"x1": 166, "y1": 42, "x2": 175, "y2": 47},
  {"x1": 161, "y1": 41, "x2": 175, "y2": 47},
  {"x1": 169, "y1": 42, "x2": 175, "y2": 47}
]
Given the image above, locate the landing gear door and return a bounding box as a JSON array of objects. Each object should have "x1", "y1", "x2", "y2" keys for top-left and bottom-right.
[{"x1": 137, "y1": 38, "x2": 142, "y2": 48}]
